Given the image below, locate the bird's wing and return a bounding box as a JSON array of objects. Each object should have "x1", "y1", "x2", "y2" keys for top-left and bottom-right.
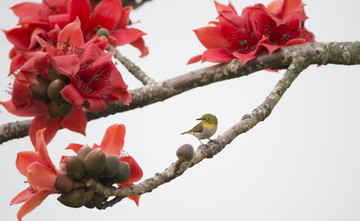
[
  {"x1": 181, "y1": 122, "x2": 203, "y2": 135},
  {"x1": 189, "y1": 122, "x2": 203, "y2": 133}
]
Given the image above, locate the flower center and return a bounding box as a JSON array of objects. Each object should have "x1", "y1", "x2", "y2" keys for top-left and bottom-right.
[
  {"x1": 267, "y1": 24, "x2": 300, "y2": 45},
  {"x1": 73, "y1": 61, "x2": 112, "y2": 98},
  {"x1": 225, "y1": 29, "x2": 260, "y2": 55}
]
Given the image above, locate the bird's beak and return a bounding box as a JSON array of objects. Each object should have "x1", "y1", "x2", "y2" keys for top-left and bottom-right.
[{"x1": 196, "y1": 118, "x2": 203, "y2": 121}]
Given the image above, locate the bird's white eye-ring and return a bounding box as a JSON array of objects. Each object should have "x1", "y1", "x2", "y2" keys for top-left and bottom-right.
[{"x1": 204, "y1": 117, "x2": 209, "y2": 121}]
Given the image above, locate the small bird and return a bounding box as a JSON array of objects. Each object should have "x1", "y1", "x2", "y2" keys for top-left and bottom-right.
[{"x1": 181, "y1": 113, "x2": 218, "y2": 144}]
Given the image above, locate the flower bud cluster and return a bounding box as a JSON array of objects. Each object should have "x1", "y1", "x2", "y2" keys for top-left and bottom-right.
[
  {"x1": 56, "y1": 145, "x2": 131, "y2": 208},
  {"x1": 29, "y1": 67, "x2": 71, "y2": 118}
]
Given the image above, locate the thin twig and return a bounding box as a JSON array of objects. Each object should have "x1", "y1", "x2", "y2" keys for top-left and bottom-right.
[{"x1": 107, "y1": 45, "x2": 155, "y2": 85}]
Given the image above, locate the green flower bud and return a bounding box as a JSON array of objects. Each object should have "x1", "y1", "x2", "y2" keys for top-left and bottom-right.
[
  {"x1": 47, "y1": 79, "x2": 66, "y2": 100},
  {"x1": 57, "y1": 188, "x2": 85, "y2": 208},
  {"x1": 102, "y1": 155, "x2": 120, "y2": 179},
  {"x1": 113, "y1": 162, "x2": 130, "y2": 184},
  {"x1": 65, "y1": 156, "x2": 85, "y2": 180},
  {"x1": 96, "y1": 28, "x2": 110, "y2": 39},
  {"x1": 55, "y1": 174, "x2": 74, "y2": 193},
  {"x1": 176, "y1": 144, "x2": 194, "y2": 162},
  {"x1": 48, "y1": 66, "x2": 70, "y2": 84},
  {"x1": 77, "y1": 145, "x2": 92, "y2": 160},
  {"x1": 47, "y1": 100, "x2": 72, "y2": 118},
  {"x1": 84, "y1": 149, "x2": 106, "y2": 177},
  {"x1": 29, "y1": 74, "x2": 51, "y2": 101},
  {"x1": 84, "y1": 192, "x2": 104, "y2": 209}
]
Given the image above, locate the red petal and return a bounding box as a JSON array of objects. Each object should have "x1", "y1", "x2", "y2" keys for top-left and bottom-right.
[
  {"x1": 193, "y1": 26, "x2": 227, "y2": 49},
  {"x1": 3, "y1": 28, "x2": 32, "y2": 51},
  {"x1": 218, "y1": 14, "x2": 241, "y2": 36},
  {"x1": 127, "y1": 194, "x2": 140, "y2": 206},
  {"x1": 116, "y1": 6, "x2": 132, "y2": 29},
  {"x1": 258, "y1": 42, "x2": 282, "y2": 54},
  {"x1": 11, "y1": 2, "x2": 47, "y2": 19},
  {"x1": 284, "y1": 38, "x2": 306, "y2": 47},
  {"x1": 65, "y1": 143, "x2": 84, "y2": 153},
  {"x1": 111, "y1": 28, "x2": 146, "y2": 46},
  {"x1": 108, "y1": 90, "x2": 131, "y2": 105},
  {"x1": 17, "y1": 17, "x2": 49, "y2": 28},
  {"x1": 60, "y1": 84, "x2": 86, "y2": 107},
  {"x1": 27, "y1": 162, "x2": 58, "y2": 192},
  {"x1": 11, "y1": 187, "x2": 37, "y2": 205},
  {"x1": 9, "y1": 53, "x2": 27, "y2": 74},
  {"x1": 29, "y1": 28, "x2": 47, "y2": 49},
  {"x1": 19, "y1": 52, "x2": 49, "y2": 83},
  {"x1": 82, "y1": 35, "x2": 108, "y2": 51},
  {"x1": 187, "y1": 54, "x2": 203, "y2": 65},
  {"x1": 88, "y1": 0, "x2": 123, "y2": 35},
  {"x1": 214, "y1": 1, "x2": 237, "y2": 14},
  {"x1": 79, "y1": 42, "x2": 103, "y2": 64},
  {"x1": 69, "y1": 0, "x2": 91, "y2": 31},
  {"x1": 36, "y1": 37, "x2": 58, "y2": 57},
  {"x1": 16, "y1": 151, "x2": 42, "y2": 176},
  {"x1": 84, "y1": 98, "x2": 107, "y2": 111},
  {"x1": 267, "y1": 0, "x2": 282, "y2": 14},
  {"x1": 0, "y1": 100, "x2": 48, "y2": 117},
  {"x1": 11, "y1": 78, "x2": 32, "y2": 110},
  {"x1": 281, "y1": 0, "x2": 302, "y2": 19},
  {"x1": 61, "y1": 107, "x2": 87, "y2": 136},
  {"x1": 100, "y1": 124, "x2": 126, "y2": 156},
  {"x1": 17, "y1": 190, "x2": 52, "y2": 221},
  {"x1": 57, "y1": 17, "x2": 84, "y2": 55},
  {"x1": 246, "y1": 6, "x2": 278, "y2": 36},
  {"x1": 232, "y1": 52, "x2": 257, "y2": 66},
  {"x1": 49, "y1": 14, "x2": 71, "y2": 29},
  {"x1": 129, "y1": 37, "x2": 149, "y2": 57},
  {"x1": 106, "y1": 64, "x2": 131, "y2": 104},
  {"x1": 51, "y1": 54, "x2": 80, "y2": 77},
  {"x1": 202, "y1": 48, "x2": 234, "y2": 63},
  {"x1": 59, "y1": 155, "x2": 68, "y2": 166},
  {"x1": 120, "y1": 155, "x2": 143, "y2": 183},
  {"x1": 35, "y1": 128, "x2": 57, "y2": 171},
  {"x1": 30, "y1": 116, "x2": 62, "y2": 146}
]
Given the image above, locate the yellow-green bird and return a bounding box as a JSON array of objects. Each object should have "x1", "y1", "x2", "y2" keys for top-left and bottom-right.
[{"x1": 181, "y1": 113, "x2": 218, "y2": 144}]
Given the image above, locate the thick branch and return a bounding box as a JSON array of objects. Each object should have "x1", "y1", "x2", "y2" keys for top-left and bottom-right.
[
  {"x1": 1, "y1": 41, "x2": 360, "y2": 144},
  {"x1": 85, "y1": 57, "x2": 309, "y2": 209}
]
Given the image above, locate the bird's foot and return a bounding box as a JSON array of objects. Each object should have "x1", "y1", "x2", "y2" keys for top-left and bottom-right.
[{"x1": 208, "y1": 138, "x2": 219, "y2": 144}]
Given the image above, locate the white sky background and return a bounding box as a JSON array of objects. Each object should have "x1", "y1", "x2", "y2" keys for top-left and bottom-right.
[{"x1": 1, "y1": 0, "x2": 360, "y2": 220}]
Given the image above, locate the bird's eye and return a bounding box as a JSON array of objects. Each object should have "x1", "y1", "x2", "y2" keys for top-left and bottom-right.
[{"x1": 204, "y1": 117, "x2": 209, "y2": 121}]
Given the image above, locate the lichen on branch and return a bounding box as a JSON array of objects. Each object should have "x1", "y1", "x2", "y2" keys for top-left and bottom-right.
[{"x1": 1, "y1": 41, "x2": 360, "y2": 145}]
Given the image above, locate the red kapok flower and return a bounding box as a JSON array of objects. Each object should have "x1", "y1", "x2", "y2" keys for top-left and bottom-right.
[
  {"x1": 65, "y1": 124, "x2": 143, "y2": 205},
  {"x1": 4, "y1": 0, "x2": 68, "y2": 74},
  {"x1": 188, "y1": 0, "x2": 315, "y2": 66},
  {"x1": 11, "y1": 128, "x2": 62, "y2": 221},
  {"x1": 5, "y1": 0, "x2": 148, "y2": 74},
  {"x1": 1, "y1": 19, "x2": 131, "y2": 145},
  {"x1": 70, "y1": 0, "x2": 149, "y2": 57}
]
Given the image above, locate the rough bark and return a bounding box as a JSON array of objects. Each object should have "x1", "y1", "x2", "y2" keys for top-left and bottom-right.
[{"x1": 1, "y1": 41, "x2": 360, "y2": 145}]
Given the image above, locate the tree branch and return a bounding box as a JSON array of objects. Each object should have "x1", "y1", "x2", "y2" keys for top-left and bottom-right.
[
  {"x1": 107, "y1": 45, "x2": 155, "y2": 85},
  {"x1": 82, "y1": 56, "x2": 309, "y2": 209},
  {"x1": 1, "y1": 41, "x2": 360, "y2": 145}
]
